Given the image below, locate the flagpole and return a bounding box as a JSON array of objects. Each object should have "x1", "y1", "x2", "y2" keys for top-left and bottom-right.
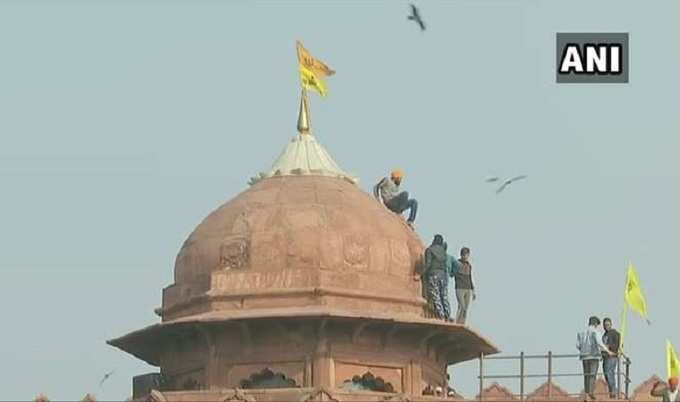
[
  {"x1": 620, "y1": 299, "x2": 628, "y2": 354},
  {"x1": 620, "y1": 264, "x2": 629, "y2": 354}
]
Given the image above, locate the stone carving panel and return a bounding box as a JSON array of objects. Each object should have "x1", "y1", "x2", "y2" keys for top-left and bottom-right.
[
  {"x1": 213, "y1": 268, "x2": 315, "y2": 292},
  {"x1": 219, "y1": 236, "x2": 250, "y2": 271},
  {"x1": 342, "y1": 234, "x2": 369, "y2": 270}
]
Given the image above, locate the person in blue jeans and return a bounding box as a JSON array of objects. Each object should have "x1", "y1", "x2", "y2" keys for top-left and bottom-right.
[
  {"x1": 602, "y1": 317, "x2": 621, "y2": 399},
  {"x1": 577, "y1": 316, "x2": 615, "y2": 400},
  {"x1": 373, "y1": 169, "x2": 418, "y2": 229}
]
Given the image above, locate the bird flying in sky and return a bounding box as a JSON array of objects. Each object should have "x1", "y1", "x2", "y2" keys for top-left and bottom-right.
[
  {"x1": 485, "y1": 176, "x2": 501, "y2": 183},
  {"x1": 495, "y1": 175, "x2": 528, "y2": 194},
  {"x1": 99, "y1": 370, "x2": 115, "y2": 387},
  {"x1": 408, "y1": 4, "x2": 426, "y2": 31}
]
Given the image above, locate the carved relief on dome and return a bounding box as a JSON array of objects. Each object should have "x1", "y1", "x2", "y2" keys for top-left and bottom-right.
[
  {"x1": 342, "y1": 234, "x2": 369, "y2": 270},
  {"x1": 219, "y1": 236, "x2": 250, "y2": 271}
]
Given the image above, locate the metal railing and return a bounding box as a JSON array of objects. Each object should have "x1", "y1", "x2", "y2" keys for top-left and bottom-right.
[{"x1": 477, "y1": 352, "x2": 632, "y2": 400}]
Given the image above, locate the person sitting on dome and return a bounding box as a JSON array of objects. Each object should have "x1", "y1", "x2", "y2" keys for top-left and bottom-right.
[{"x1": 372, "y1": 169, "x2": 418, "y2": 228}]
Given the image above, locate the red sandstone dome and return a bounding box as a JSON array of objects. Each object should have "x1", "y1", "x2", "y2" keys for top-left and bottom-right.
[
  {"x1": 165, "y1": 174, "x2": 426, "y2": 323},
  {"x1": 109, "y1": 94, "x2": 498, "y2": 399}
]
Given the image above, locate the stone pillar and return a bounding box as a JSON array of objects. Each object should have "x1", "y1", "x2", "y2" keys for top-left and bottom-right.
[
  {"x1": 312, "y1": 336, "x2": 334, "y2": 388},
  {"x1": 304, "y1": 356, "x2": 313, "y2": 387},
  {"x1": 408, "y1": 360, "x2": 422, "y2": 396},
  {"x1": 197, "y1": 325, "x2": 218, "y2": 390}
]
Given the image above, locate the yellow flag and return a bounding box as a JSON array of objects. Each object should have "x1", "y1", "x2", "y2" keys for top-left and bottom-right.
[
  {"x1": 667, "y1": 340, "x2": 680, "y2": 378},
  {"x1": 299, "y1": 65, "x2": 327, "y2": 97},
  {"x1": 297, "y1": 40, "x2": 335, "y2": 77},
  {"x1": 624, "y1": 263, "x2": 650, "y2": 323}
]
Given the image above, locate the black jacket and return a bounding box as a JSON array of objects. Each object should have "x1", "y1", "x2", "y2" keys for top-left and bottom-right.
[{"x1": 603, "y1": 329, "x2": 621, "y2": 355}]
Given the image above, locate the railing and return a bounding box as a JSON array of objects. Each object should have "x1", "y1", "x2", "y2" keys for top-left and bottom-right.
[{"x1": 477, "y1": 352, "x2": 632, "y2": 400}]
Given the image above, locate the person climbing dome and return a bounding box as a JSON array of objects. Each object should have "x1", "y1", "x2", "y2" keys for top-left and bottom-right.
[{"x1": 373, "y1": 168, "x2": 418, "y2": 228}]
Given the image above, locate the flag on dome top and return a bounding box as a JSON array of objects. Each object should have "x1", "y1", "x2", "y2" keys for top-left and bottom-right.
[
  {"x1": 297, "y1": 40, "x2": 335, "y2": 77},
  {"x1": 296, "y1": 41, "x2": 333, "y2": 97},
  {"x1": 299, "y1": 65, "x2": 328, "y2": 97}
]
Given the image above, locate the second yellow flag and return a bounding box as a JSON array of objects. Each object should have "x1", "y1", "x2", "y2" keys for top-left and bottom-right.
[{"x1": 667, "y1": 340, "x2": 680, "y2": 379}]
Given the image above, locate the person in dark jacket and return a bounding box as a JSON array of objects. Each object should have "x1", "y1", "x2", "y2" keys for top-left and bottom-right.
[
  {"x1": 423, "y1": 234, "x2": 450, "y2": 320},
  {"x1": 602, "y1": 317, "x2": 621, "y2": 398}
]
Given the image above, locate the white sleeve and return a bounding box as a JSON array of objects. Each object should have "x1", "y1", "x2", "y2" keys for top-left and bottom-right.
[{"x1": 595, "y1": 331, "x2": 608, "y2": 352}]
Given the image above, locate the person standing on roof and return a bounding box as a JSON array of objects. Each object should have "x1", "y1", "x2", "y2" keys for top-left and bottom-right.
[
  {"x1": 373, "y1": 169, "x2": 418, "y2": 228},
  {"x1": 449, "y1": 247, "x2": 476, "y2": 325},
  {"x1": 423, "y1": 234, "x2": 451, "y2": 320},
  {"x1": 577, "y1": 316, "x2": 615, "y2": 401},
  {"x1": 601, "y1": 317, "x2": 621, "y2": 399}
]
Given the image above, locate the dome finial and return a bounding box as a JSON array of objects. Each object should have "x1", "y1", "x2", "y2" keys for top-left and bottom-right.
[{"x1": 297, "y1": 89, "x2": 311, "y2": 135}]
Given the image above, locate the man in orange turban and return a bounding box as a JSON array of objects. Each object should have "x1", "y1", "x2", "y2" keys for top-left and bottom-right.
[
  {"x1": 373, "y1": 169, "x2": 418, "y2": 228},
  {"x1": 651, "y1": 377, "x2": 680, "y2": 401}
]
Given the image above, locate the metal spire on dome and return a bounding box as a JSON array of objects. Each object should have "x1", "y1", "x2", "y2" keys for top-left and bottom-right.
[
  {"x1": 297, "y1": 89, "x2": 311, "y2": 134},
  {"x1": 247, "y1": 42, "x2": 357, "y2": 186}
]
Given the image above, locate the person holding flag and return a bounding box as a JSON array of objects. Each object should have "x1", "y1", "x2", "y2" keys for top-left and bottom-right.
[{"x1": 602, "y1": 318, "x2": 621, "y2": 398}]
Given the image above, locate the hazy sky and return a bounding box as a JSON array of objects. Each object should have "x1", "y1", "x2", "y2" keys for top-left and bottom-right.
[{"x1": 1, "y1": 0, "x2": 679, "y2": 400}]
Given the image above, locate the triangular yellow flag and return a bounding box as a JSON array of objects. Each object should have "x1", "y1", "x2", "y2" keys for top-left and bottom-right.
[
  {"x1": 624, "y1": 263, "x2": 650, "y2": 324},
  {"x1": 299, "y1": 65, "x2": 328, "y2": 97},
  {"x1": 296, "y1": 41, "x2": 335, "y2": 77},
  {"x1": 667, "y1": 340, "x2": 680, "y2": 379}
]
